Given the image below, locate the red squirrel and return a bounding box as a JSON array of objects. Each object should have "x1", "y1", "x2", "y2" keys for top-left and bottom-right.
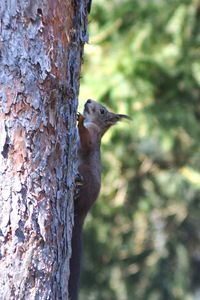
[{"x1": 69, "y1": 99, "x2": 130, "y2": 300}]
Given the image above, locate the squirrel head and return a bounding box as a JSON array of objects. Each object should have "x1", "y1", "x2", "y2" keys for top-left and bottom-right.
[{"x1": 83, "y1": 99, "x2": 130, "y2": 136}]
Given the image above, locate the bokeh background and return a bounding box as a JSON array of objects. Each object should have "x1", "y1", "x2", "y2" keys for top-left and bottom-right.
[{"x1": 79, "y1": 1, "x2": 200, "y2": 299}]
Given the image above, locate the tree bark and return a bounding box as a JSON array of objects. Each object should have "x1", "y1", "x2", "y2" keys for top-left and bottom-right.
[{"x1": 0, "y1": 0, "x2": 89, "y2": 299}]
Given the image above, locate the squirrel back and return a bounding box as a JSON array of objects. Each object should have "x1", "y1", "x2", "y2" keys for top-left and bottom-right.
[{"x1": 76, "y1": 99, "x2": 130, "y2": 219}]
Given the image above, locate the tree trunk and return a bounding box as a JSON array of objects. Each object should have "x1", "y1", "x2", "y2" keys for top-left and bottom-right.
[{"x1": 0, "y1": 0, "x2": 89, "y2": 299}]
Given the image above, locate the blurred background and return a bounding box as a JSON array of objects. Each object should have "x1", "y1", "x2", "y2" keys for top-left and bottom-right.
[{"x1": 79, "y1": 0, "x2": 200, "y2": 299}]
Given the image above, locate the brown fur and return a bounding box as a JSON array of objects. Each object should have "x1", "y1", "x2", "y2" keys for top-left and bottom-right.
[{"x1": 68, "y1": 99, "x2": 130, "y2": 300}]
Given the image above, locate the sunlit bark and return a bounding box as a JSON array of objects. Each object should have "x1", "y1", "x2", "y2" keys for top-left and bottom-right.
[{"x1": 0, "y1": 0, "x2": 89, "y2": 298}]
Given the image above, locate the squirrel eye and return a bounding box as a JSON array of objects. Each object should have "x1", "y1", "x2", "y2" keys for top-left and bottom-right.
[{"x1": 100, "y1": 109, "x2": 105, "y2": 114}]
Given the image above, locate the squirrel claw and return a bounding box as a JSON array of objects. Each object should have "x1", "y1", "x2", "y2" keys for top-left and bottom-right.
[
  {"x1": 77, "y1": 112, "x2": 85, "y2": 124},
  {"x1": 74, "y1": 173, "x2": 84, "y2": 200},
  {"x1": 75, "y1": 173, "x2": 84, "y2": 186},
  {"x1": 76, "y1": 112, "x2": 81, "y2": 121}
]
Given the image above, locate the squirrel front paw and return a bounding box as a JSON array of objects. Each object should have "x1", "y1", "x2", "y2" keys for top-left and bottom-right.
[
  {"x1": 77, "y1": 112, "x2": 85, "y2": 125},
  {"x1": 74, "y1": 173, "x2": 84, "y2": 200},
  {"x1": 76, "y1": 112, "x2": 81, "y2": 121}
]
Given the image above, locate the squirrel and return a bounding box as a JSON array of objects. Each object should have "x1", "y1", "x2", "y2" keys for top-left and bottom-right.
[{"x1": 68, "y1": 99, "x2": 130, "y2": 300}]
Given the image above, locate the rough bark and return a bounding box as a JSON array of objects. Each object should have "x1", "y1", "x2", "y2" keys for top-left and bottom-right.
[{"x1": 0, "y1": 0, "x2": 89, "y2": 299}]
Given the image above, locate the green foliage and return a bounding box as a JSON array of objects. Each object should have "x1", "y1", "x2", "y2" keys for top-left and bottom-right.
[{"x1": 79, "y1": 0, "x2": 200, "y2": 299}]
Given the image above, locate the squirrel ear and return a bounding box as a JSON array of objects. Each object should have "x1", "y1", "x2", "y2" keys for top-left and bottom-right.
[
  {"x1": 117, "y1": 114, "x2": 131, "y2": 121},
  {"x1": 101, "y1": 113, "x2": 130, "y2": 136},
  {"x1": 108, "y1": 113, "x2": 131, "y2": 125}
]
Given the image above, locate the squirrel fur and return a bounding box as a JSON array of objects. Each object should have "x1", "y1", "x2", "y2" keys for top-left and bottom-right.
[{"x1": 68, "y1": 99, "x2": 130, "y2": 300}]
